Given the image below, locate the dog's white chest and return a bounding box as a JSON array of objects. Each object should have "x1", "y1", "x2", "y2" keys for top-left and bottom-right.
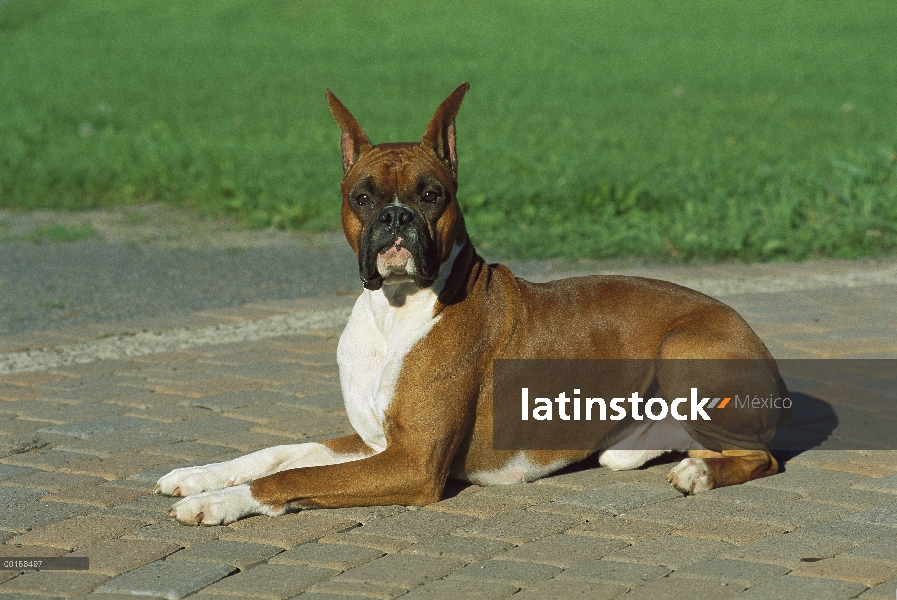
[{"x1": 336, "y1": 287, "x2": 440, "y2": 453}]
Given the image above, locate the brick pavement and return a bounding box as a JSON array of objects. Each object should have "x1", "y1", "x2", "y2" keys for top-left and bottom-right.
[{"x1": 0, "y1": 259, "x2": 895, "y2": 599}]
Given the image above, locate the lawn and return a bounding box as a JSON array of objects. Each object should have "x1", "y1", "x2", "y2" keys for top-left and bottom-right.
[{"x1": 1, "y1": 0, "x2": 895, "y2": 261}]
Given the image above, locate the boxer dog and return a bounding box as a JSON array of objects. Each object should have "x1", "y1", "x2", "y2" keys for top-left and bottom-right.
[{"x1": 157, "y1": 83, "x2": 785, "y2": 525}]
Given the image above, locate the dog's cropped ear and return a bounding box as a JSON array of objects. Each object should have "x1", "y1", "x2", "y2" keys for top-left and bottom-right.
[
  {"x1": 326, "y1": 90, "x2": 373, "y2": 174},
  {"x1": 421, "y1": 82, "x2": 470, "y2": 178}
]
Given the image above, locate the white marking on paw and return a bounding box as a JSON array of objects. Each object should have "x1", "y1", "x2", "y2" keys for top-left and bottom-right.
[
  {"x1": 155, "y1": 462, "x2": 241, "y2": 497},
  {"x1": 667, "y1": 457, "x2": 712, "y2": 494},
  {"x1": 168, "y1": 484, "x2": 284, "y2": 526}
]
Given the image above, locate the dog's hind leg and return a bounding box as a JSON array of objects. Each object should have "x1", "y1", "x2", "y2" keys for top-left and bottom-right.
[
  {"x1": 598, "y1": 419, "x2": 702, "y2": 471},
  {"x1": 667, "y1": 449, "x2": 778, "y2": 494},
  {"x1": 155, "y1": 434, "x2": 373, "y2": 497}
]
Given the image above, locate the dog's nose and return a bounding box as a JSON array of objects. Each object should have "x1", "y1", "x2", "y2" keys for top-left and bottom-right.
[{"x1": 377, "y1": 205, "x2": 414, "y2": 231}]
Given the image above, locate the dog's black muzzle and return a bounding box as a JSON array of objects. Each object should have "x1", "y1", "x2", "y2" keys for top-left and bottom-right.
[{"x1": 359, "y1": 205, "x2": 440, "y2": 291}]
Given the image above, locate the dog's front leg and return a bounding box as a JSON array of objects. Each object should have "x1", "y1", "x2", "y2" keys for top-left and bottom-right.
[
  {"x1": 155, "y1": 435, "x2": 374, "y2": 497},
  {"x1": 168, "y1": 443, "x2": 446, "y2": 525}
]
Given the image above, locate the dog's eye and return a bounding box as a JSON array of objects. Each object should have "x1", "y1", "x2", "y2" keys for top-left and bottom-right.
[
  {"x1": 354, "y1": 193, "x2": 370, "y2": 205},
  {"x1": 422, "y1": 190, "x2": 440, "y2": 203}
]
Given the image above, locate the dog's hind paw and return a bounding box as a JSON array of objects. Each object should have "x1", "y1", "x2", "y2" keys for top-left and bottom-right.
[
  {"x1": 155, "y1": 463, "x2": 242, "y2": 497},
  {"x1": 667, "y1": 457, "x2": 712, "y2": 494},
  {"x1": 167, "y1": 485, "x2": 281, "y2": 526}
]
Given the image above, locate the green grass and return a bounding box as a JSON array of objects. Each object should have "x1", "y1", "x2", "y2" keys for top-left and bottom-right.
[{"x1": 1, "y1": 0, "x2": 895, "y2": 261}]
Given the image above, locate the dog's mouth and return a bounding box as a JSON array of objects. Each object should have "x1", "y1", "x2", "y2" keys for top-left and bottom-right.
[{"x1": 360, "y1": 222, "x2": 439, "y2": 291}]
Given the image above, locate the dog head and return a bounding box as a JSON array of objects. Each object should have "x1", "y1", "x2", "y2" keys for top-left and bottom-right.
[{"x1": 326, "y1": 83, "x2": 470, "y2": 291}]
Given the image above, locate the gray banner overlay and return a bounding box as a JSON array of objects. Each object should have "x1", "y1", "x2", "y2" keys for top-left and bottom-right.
[
  {"x1": 0, "y1": 557, "x2": 90, "y2": 570},
  {"x1": 492, "y1": 359, "x2": 896, "y2": 452}
]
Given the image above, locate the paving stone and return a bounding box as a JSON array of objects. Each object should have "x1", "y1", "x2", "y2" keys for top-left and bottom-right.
[
  {"x1": 509, "y1": 580, "x2": 627, "y2": 600},
  {"x1": 268, "y1": 542, "x2": 382, "y2": 570},
  {"x1": 859, "y1": 576, "x2": 897, "y2": 599},
  {"x1": 672, "y1": 517, "x2": 789, "y2": 543},
  {"x1": 795, "y1": 519, "x2": 891, "y2": 543},
  {"x1": 197, "y1": 564, "x2": 336, "y2": 599},
  {"x1": 853, "y1": 473, "x2": 897, "y2": 494},
  {"x1": 8, "y1": 515, "x2": 144, "y2": 550},
  {"x1": 478, "y1": 482, "x2": 573, "y2": 504},
  {"x1": 78, "y1": 538, "x2": 182, "y2": 576},
  {"x1": 735, "y1": 574, "x2": 868, "y2": 600},
  {"x1": 120, "y1": 520, "x2": 223, "y2": 545},
  {"x1": 125, "y1": 459, "x2": 223, "y2": 484},
  {"x1": 0, "y1": 571, "x2": 22, "y2": 585},
  {"x1": 306, "y1": 580, "x2": 407, "y2": 599},
  {"x1": 603, "y1": 535, "x2": 733, "y2": 569},
  {"x1": 452, "y1": 510, "x2": 583, "y2": 544},
  {"x1": 552, "y1": 482, "x2": 682, "y2": 514},
  {"x1": 399, "y1": 580, "x2": 521, "y2": 599},
  {"x1": 695, "y1": 482, "x2": 802, "y2": 504},
  {"x1": 61, "y1": 452, "x2": 178, "y2": 479},
  {"x1": 281, "y1": 392, "x2": 345, "y2": 413},
  {"x1": 0, "y1": 545, "x2": 66, "y2": 558},
  {"x1": 1, "y1": 449, "x2": 88, "y2": 471},
  {"x1": 37, "y1": 416, "x2": 150, "y2": 440},
  {"x1": 140, "y1": 416, "x2": 255, "y2": 442},
  {"x1": 1, "y1": 471, "x2": 105, "y2": 493},
  {"x1": 94, "y1": 560, "x2": 235, "y2": 599},
  {"x1": 350, "y1": 509, "x2": 474, "y2": 541},
  {"x1": 334, "y1": 554, "x2": 465, "y2": 588},
  {"x1": 0, "y1": 500, "x2": 91, "y2": 533},
  {"x1": 55, "y1": 431, "x2": 177, "y2": 458},
  {"x1": 793, "y1": 556, "x2": 897, "y2": 587},
  {"x1": 619, "y1": 577, "x2": 743, "y2": 599},
  {"x1": 147, "y1": 376, "x2": 261, "y2": 399},
  {"x1": 186, "y1": 389, "x2": 304, "y2": 412},
  {"x1": 492, "y1": 502, "x2": 602, "y2": 521},
  {"x1": 553, "y1": 559, "x2": 671, "y2": 586},
  {"x1": 44, "y1": 483, "x2": 148, "y2": 508},
  {"x1": 671, "y1": 558, "x2": 789, "y2": 586},
  {"x1": 197, "y1": 429, "x2": 295, "y2": 453},
  {"x1": 0, "y1": 486, "x2": 47, "y2": 506},
  {"x1": 846, "y1": 537, "x2": 897, "y2": 561},
  {"x1": 846, "y1": 503, "x2": 897, "y2": 527},
  {"x1": 167, "y1": 540, "x2": 282, "y2": 569},
  {"x1": 733, "y1": 498, "x2": 852, "y2": 528},
  {"x1": 124, "y1": 405, "x2": 220, "y2": 423},
  {"x1": 317, "y1": 531, "x2": 413, "y2": 553},
  {"x1": 141, "y1": 441, "x2": 241, "y2": 461},
  {"x1": 23, "y1": 402, "x2": 128, "y2": 425},
  {"x1": 401, "y1": 536, "x2": 513, "y2": 561},
  {"x1": 250, "y1": 414, "x2": 350, "y2": 440},
  {"x1": 534, "y1": 465, "x2": 646, "y2": 490},
  {"x1": 493, "y1": 533, "x2": 627, "y2": 567},
  {"x1": 446, "y1": 559, "x2": 562, "y2": 586},
  {"x1": 220, "y1": 512, "x2": 358, "y2": 548},
  {"x1": 323, "y1": 504, "x2": 408, "y2": 525},
  {"x1": 722, "y1": 531, "x2": 858, "y2": 568},
  {"x1": 751, "y1": 466, "x2": 872, "y2": 495},
  {"x1": 805, "y1": 487, "x2": 897, "y2": 509},
  {"x1": 424, "y1": 490, "x2": 536, "y2": 518},
  {"x1": 100, "y1": 491, "x2": 178, "y2": 522},
  {"x1": 0, "y1": 571, "x2": 109, "y2": 596},
  {"x1": 565, "y1": 516, "x2": 672, "y2": 541},
  {"x1": 286, "y1": 595, "x2": 367, "y2": 600}
]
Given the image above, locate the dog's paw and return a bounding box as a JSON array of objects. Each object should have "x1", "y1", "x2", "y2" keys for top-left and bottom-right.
[
  {"x1": 667, "y1": 457, "x2": 713, "y2": 494},
  {"x1": 167, "y1": 485, "x2": 278, "y2": 526},
  {"x1": 154, "y1": 463, "x2": 242, "y2": 497}
]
